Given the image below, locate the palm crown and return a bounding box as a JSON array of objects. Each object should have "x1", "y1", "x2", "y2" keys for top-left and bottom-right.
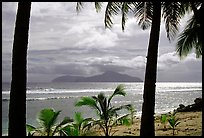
[{"x1": 75, "y1": 84, "x2": 132, "y2": 136}]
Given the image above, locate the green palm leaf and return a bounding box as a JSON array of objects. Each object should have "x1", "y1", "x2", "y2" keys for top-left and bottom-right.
[
  {"x1": 108, "y1": 84, "x2": 126, "y2": 106},
  {"x1": 75, "y1": 96, "x2": 97, "y2": 108},
  {"x1": 76, "y1": 2, "x2": 84, "y2": 13},
  {"x1": 62, "y1": 125, "x2": 79, "y2": 136},
  {"x1": 37, "y1": 108, "x2": 61, "y2": 134},
  {"x1": 74, "y1": 112, "x2": 83, "y2": 125},
  {"x1": 26, "y1": 124, "x2": 36, "y2": 136},
  {"x1": 121, "y1": 2, "x2": 134, "y2": 31},
  {"x1": 75, "y1": 96, "x2": 101, "y2": 115},
  {"x1": 52, "y1": 116, "x2": 73, "y2": 136},
  {"x1": 95, "y1": 2, "x2": 103, "y2": 12},
  {"x1": 104, "y1": 2, "x2": 121, "y2": 29},
  {"x1": 176, "y1": 15, "x2": 201, "y2": 59},
  {"x1": 162, "y1": 2, "x2": 186, "y2": 41},
  {"x1": 133, "y1": 2, "x2": 153, "y2": 30}
]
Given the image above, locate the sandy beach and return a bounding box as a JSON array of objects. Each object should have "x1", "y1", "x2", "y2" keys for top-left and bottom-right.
[{"x1": 93, "y1": 111, "x2": 202, "y2": 136}]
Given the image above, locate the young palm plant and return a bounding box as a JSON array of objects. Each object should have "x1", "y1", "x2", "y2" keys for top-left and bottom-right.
[
  {"x1": 160, "y1": 114, "x2": 168, "y2": 130},
  {"x1": 75, "y1": 84, "x2": 133, "y2": 136},
  {"x1": 26, "y1": 108, "x2": 73, "y2": 136},
  {"x1": 168, "y1": 111, "x2": 181, "y2": 136}
]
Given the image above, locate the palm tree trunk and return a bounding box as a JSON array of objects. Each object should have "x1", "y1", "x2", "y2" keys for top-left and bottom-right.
[
  {"x1": 105, "y1": 120, "x2": 109, "y2": 136},
  {"x1": 8, "y1": 2, "x2": 31, "y2": 136},
  {"x1": 140, "y1": 2, "x2": 161, "y2": 136}
]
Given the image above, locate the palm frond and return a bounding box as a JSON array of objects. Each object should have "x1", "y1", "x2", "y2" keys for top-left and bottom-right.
[
  {"x1": 108, "y1": 84, "x2": 126, "y2": 106},
  {"x1": 74, "y1": 112, "x2": 83, "y2": 124},
  {"x1": 104, "y1": 2, "x2": 121, "y2": 29},
  {"x1": 52, "y1": 116, "x2": 73, "y2": 135},
  {"x1": 175, "y1": 121, "x2": 181, "y2": 127},
  {"x1": 134, "y1": 2, "x2": 153, "y2": 30},
  {"x1": 37, "y1": 108, "x2": 61, "y2": 131},
  {"x1": 75, "y1": 96, "x2": 97, "y2": 108},
  {"x1": 51, "y1": 110, "x2": 61, "y2": 127},
  {"x1": 176, "y1": 15, "x2": 201, "y2": 59},
  {"x1": 81, "y1": 117, "x2": 94, "y2": 131},
  {"x1": 76, "y1": 2, "x2": 84, "y2": 13},
  {"x1": 26, "y1": 124, "x2": 36, "y2": 136},
  {"x1": 36, "y1": 108, "x2": 61, "y2": 135},
  {"x1": 112, "y1": 114, "x2": 130, "y2": 126},
  {"x1": 162, "y1": 2, "x2": 185, "y2": 41},
  {"x1": 95, "y1": 2, "x2": 103, "y2": 13},
  {"x1": 121, "y1": 2, "x2": 134, "y2": 31}
]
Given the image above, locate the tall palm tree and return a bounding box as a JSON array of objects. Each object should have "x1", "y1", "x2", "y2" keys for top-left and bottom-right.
[
  {"x1": 76, "y1": 2, "x2": 187, "y2": 136},
  {"x1": 8, "y1": 2, "x2": 31, "y2": 136},
  {"x1": 176, "y1": 2, "x2": 202, "y2": 59}
]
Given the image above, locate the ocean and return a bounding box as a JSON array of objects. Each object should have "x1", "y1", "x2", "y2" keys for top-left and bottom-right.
[{"x1": 2, "y1": 82, "x2": 202, "y2": 135}]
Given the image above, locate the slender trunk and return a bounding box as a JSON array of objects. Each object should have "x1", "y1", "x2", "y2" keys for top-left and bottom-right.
[
  {"x1": 105, "y1": 120, "x2": 109, "y2": 136},
  {"x1": 8, "y1": 2, "x2": 31, "y2": 136},
  {"x1": 140, "y1": 2, "x2": 161, "y2": 136}
]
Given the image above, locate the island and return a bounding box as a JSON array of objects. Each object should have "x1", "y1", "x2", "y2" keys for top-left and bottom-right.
[{"x1": 52, "y1": 71, "x2": 143, "y2": 82}]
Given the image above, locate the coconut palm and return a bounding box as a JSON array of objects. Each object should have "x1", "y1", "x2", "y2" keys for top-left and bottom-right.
[
  {"x1": 176, "y1": 2, "x2": 202, "y2": 59},
  {"x1": 8, "y1": 2, "x2": 31, "y2": 136},
  {"x1": 75, "y1": 84, "x2": 132, "y2": 136},
  {"x1": 76, "y1": 2, "x2": 187, "y2": 136}
]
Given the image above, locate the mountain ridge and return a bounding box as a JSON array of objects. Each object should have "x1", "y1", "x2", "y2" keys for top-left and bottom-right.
[{"x1": 52, "y1": 71, "x2": 143, "y2": 82}]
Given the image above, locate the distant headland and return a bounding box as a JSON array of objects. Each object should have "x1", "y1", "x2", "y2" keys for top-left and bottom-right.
[{"x1": 52, "y1": 71, "x2": 143, "y2": 82}]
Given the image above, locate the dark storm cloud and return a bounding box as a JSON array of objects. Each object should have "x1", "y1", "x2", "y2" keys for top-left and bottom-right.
[
  {"x1": 158, "y1": 59, "x2": 202, "y2": 82},
  {"x1": 90, "y1": 64, "x2": 133, "y2": 74}
]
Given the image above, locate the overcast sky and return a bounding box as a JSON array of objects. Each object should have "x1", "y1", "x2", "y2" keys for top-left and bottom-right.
[{"x1": 2, "y1": 2, "x2": 202, "y2": 82}]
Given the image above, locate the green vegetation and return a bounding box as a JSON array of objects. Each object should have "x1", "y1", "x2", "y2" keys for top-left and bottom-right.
[
  {"x1": 160, "y1": 114, "x2": 168, "y2": 130},
  {"x1": 26, "y1": 108, "x2": 73, "y2": 136},
  {"x1": 76, "y1": 2, "x2": 202, "y2": 136},
  {"x1": 168, "y1": 111, "x2": 180, "y2": 136},
  {"x1": 64, "y1": 112, "x2": 94, "y2": 136},
  {"x1": 176, "y1": 2, "x2": 202, "y2": 59},
  {"x1": 26, "y1": 109, "x2": 95, "y2": 136},
  {"x1": 127, "y1": 104, "x2": 137, "y2": 125},
  {"x1": 75, "y1": 84, "x2": 134, "y2": 136},
  {"x1": 26, "y1": 84, "x2": 136, "y2": 136},
  {"x1": 159, "y1": 111, "x2": 181, "y2": 135}
]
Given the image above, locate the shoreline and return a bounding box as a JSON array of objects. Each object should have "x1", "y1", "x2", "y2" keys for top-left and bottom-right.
[
  {"x1": 93, "y1": 111, "x2": 202, "y2": 136},
  {"x1": 2, "y1": 110, "x2": 202, "y2": 136}
]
